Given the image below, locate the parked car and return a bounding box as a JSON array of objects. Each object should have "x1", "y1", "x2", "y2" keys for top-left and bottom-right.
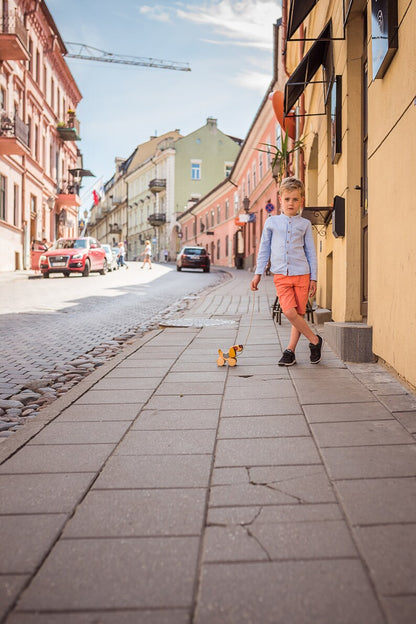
[
  {"x1": 176, "y1": 246, "x2": 210, "y2": 272},
  {"x1": 39, "y1": 237, "x2": 107, "y2": 278},
  {"x1": 102, "y1": 244, "x2": 119, "y2": 271}
]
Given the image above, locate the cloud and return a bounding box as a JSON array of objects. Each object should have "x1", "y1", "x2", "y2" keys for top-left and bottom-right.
[
  {"x1": 138, "y1": 5, "x2": 171, "y2": 22},
  {"x1": 233, "y1": 69, "x2": 272, "y2": 92},
  {"x1": 176, "y1": 0, "x2": 281, "y2": 50}
]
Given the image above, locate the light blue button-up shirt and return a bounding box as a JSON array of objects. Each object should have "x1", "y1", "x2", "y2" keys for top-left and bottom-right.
[{"x1": 255, "y1": 213, "x2": 317, "y2": 280}]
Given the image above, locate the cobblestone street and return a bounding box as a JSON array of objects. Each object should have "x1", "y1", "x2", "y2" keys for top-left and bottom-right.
[{"x1": 0, "y1": 264, "x2": 226, "y2": 399}]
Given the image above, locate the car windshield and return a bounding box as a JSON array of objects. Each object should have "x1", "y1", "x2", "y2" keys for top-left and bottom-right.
[
  {"x1": 55, "y1": 239, "x2": 87, "y2": 250},
  {"x1": 184, "y1": 248, "x2": 205, "y2": 255}
]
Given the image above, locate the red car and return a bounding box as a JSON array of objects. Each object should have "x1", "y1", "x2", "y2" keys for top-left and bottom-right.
[{"x1": 40, "y1": 237, "x2": 108, "y2": 278}]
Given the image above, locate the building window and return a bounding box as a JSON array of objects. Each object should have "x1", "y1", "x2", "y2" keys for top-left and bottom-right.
[
  {"x1": 34, "y1": 124, "x2": 39, "y2": 160},
  {"x1": 191, "y1": 162, "x2": 201, "y2": 180},
  {"x1": 0, "y1": 175, "x2": 6, "y2": 221},
  {"x1": 225, "y1": 199, "x2": 229, "y2": 220},
  {"x1": 200, "y1": 218, "x2": 204, "y2": 233},
  {"x1": 253, "y1": 162, "x2": 257, "y2": 188},
  {"x1": 276, "y1": 124, "x2": 282, "y2": 150},
  {"x1": 185, "y1": 226, "x2": 188, "y2": 241},
  {"x1": 211, "y1": 209, "x2": 214, "y2": 227},
  {"x1": 225, "y1": 162, "x2": 233, "y2": 177},
  {"x1": 193, "y1": 219, "x2": 196, "y2": 236},
  {"x1": 259, "y1": 153, "x2": 263, "y2": 179},
  {"x1": 28, "y1": 38, "x2": 33, "y2": 73},
  {"x1": 266, "y1": 135, "x2": 272, "y2": 166},
  {"x1": 217, "y1": 239, "x2": 220, "y2": 260},
  {"x1": 13, "y1": 184, "x2": 19, "y2": 226},
  {"x1": 247, "y1": 172, "x2": 251, "y2": 195},
  {"x1": 234, "y1": 191, "x2": 239, "y2": 214},
  {"x1": 225, "y1": 234, "x2": 229, "y2": 256},
  {"x1": 217, "y1": 205, "x2": 221, "y2": 224},
  {"x1": 205, "y1": 213, "x2": 209, "y2": 232},
  {"x1": 43, "y1": 64, "x2": 47, "y2": 94},
  {"x1": 51, "y1": 78, "x2": 55, "y2": 110},
  {"x1": 36, "y1": 50, "x2": 40, "y2": 83},
  {"x1": 0, "y1": 87, "x2": 5, "y2": 111}
]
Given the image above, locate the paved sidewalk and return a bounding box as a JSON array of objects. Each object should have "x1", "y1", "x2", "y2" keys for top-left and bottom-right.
[{"x1": 0, "y1": 270, "x2": 416, "y2": 623}]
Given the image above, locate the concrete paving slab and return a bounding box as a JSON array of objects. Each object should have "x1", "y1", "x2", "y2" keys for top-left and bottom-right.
[
  {"x1": 209, "y1": 481, "x2": 303, "y2": 507},
  {"x1": 74, "y1": 389, "x2": 153, "y2": 404},
  {"x1": 384, "y1": 596, "x2": 416, "y2": 624},
  {"x1": 155, "y1": 381, "x2": 225, "y2": 395},
  {"x1": 293, "y1": 376, "x2": 376, "y2": 404},
  {"x1": 115, "y1": 360, "x2": 172, "y2": 370},
  {"x1": 215, "y1": 437, "x2": 320, "y2": 467},
  {"x1": 133, "y1": 409, "x2": 219, "y2": 430},
  {"x1": 107, "y1": 367, "x2": 167, "y2": 378},
  {"x1": 0, "y1": 515, "x2": 66, "y2": 574},
  {"x1": 310, "y1": 420, "x2": 413, "y2": 447},
  {"x1": 356, "y1": 524, "x2": 416, "y2": 595},
  {"x1": 6, "y1": 611, "x2": 191, "y2": 624},
  {"x1": 218, "y1": 415, "x2": 309, "y2": 438},
  {"x1": 27, "y1": 421, "x2": 131, "y2": 445},
  {"x1": 303, "y1": 401, "x2": 393, "y2": 423},
  {"x1": 195, "y1": 560, "x2": 384, "y2": 624},
  {"x1": 93, "y1": 454, "x2": 212, "y2": 489},
  {"x1": 207, "y1": 503, "x2": 343, "y2": 526},
  {"x1": 394, "y1": 411, "x2": 416, "y2": 433},
  {"x1": 115, "y1": 429, "x2": 216, "y2": 456},
  {"x1": 0, "y1": 575, "x2": 29, "y2": 621},
  {"x1": 54, "y1": 403, "x2": 140, "y2": 422},
  {"x1": 321, "y1": 445, "x2": 416, "y2": 479},
  {"x1": 223, "y1": 380, "x2": 296, "y2": 399},
  {"x1": 92, "y1": 377, "x2": 162, "y2": 390},
  {"x1": 378, "y1": 394, "x2": 416, "y2": 412},
  {"x1": 220, "y1": 397, "x2": 302, "y2": 417},
  {"x1": 146, "y1": 394, "x2": 222, "y2": 411},
  {"x1": 16, "y1": 538, "x2": 199, "y2": 611},
  {"x1": 0, "y1": 443, "x2": 115, "y2": 474},
  {"x1": 225, "y1": 373, "x2": 289, "y2": 385},
  {"x1": 0, "y1": 473, "x2": 95, "y2": 514},
  {"x1": 336, "y1": 477, "x2": 416, "y2": 524},
  {"x1": 203, "y1": 525, "x2": 268, "y2": 562},
  {"x1": 163, "y1": 371, "x2": 227, "y2": 382},
  {"x1": 63, "y1": 489, "x2": 206, "y2": 538},
  {"x1": 248, "y1": 465, "x2": 337, "y2": 503},
  {"x1": 249, "y1": 519, "x2": 357, "y2": 559}
]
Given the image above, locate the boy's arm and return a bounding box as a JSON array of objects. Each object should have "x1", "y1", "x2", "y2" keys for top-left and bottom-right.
[{"x1": 304, "y1": 222, "x2": 317, "y2": 281}]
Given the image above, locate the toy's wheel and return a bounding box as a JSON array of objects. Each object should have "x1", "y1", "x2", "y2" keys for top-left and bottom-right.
[
  {"x1": 228, "y1": 358, "x2": 237, "y2": 367},
  {"x1": 217, "y1": 356, "x2": 225, "y2": 367}
]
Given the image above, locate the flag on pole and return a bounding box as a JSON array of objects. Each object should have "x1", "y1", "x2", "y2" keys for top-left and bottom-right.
[{"x1": 92, "y1": 190, "x2": 99, "y2": 205}]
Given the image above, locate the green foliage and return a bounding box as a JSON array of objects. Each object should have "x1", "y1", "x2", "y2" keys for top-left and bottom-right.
[{"x1": 256, "y1": 130, "x2": 305, "y2": 183}]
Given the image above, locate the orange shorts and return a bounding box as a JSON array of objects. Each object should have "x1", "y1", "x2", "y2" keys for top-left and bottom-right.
[{"x1": 273, "y1": 274, "x2": 310, "y2": 315}]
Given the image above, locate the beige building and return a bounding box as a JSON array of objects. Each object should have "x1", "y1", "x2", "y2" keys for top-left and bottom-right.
[
  {"x1": 0, "y1": 0, "x2": 85, "y2": 271},
  {"x1": 284, "y1": 0, "x2": 416, "y2": 386}
]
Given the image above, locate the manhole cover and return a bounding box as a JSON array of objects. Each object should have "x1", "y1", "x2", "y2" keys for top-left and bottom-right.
[{"x1": 159, "y1": 317, "x2": 237, "y2": 328}]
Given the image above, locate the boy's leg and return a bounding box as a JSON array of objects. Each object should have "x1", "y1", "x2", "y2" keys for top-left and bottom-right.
[
  {"x1": 284, "y1": 307, "x2": 319, "y2": 344},
  {"x1": 287, "y1": 324, "x2": 302, "y2": 352}
]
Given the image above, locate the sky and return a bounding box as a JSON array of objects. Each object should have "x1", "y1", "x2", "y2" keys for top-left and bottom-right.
[{"x1": 47, "y1": 0, "x2": 282, "y2": 205}]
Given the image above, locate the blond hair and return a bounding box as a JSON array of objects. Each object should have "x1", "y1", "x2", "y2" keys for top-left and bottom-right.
[{"x1": 279, "y1": 177, "x2": 305, "y2": 197}]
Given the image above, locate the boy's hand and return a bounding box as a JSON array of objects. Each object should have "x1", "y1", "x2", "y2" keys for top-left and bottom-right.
[
  {"x1": 251, "y1": 275, "x2": 261, "y2": 291},
  {"x1": 309, "y1": 280, "x2": 317, "y2": 297}
]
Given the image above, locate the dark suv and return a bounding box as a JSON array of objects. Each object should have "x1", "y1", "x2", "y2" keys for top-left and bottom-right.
[{"x1": 176, "y1": 246, "x2": 210, "y2": 272}]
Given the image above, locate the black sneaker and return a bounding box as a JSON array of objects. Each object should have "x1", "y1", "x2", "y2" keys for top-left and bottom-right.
[
  {"x1": 309, "y1": 335, "x2": 323, "y2": 364},
  {"x1": 278, "y1": 349, "x2": 296, "y2": 366}
]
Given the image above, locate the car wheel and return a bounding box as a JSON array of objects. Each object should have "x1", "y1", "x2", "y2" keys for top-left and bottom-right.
[
  {"x1": 177, "y1": 265, "x2": 181, "y2": 271},
  {"x1": 99, "y1": 260, "x2": 108, "y2": 275},
  {"x1": 82, "y1": 260, "x2": 91, "y2": 277},
  {"x1": 43, "y1": 273, "x2": 50, "y2": 279},
  {"x1": 204, "y1": 267, "x2": 210, "y2": 273},
  {"x1": 63, "y1": 271, "x2": 70, "y2": 277}
]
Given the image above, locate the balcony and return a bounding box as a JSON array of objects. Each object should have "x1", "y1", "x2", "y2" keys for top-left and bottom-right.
[
  {"x1": 55, "y1": 182, "x2": 81, "y2": 209},
  {"x1": 56, "y1": 115, "x2": 81, "y2": 141},
  {"x1": 148, "y1": 213, "x2": 166, "y2": 227},
  {"x1": 0, "y1": 112, "x2": 30, "y2": 155},
  {"x1": 149, "y1": 178, "x2": 166, "y2": 194},
  {"x1": 0, "y1": 11, "x2": 29, "y2": 61}
]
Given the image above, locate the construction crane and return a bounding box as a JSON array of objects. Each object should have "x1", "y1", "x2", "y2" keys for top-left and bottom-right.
[{"x1": 64, "y1": 42, "x2": 191, "y2": 72}]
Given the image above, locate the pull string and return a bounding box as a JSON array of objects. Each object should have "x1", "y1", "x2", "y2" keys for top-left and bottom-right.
[{"x1": 242, "y1": 289, "x2": 256, "y2": 349}]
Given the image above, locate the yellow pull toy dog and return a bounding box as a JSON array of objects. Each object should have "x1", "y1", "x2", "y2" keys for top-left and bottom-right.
[{"x1": 217, "y1": 344, "x2": 244, "y2": 367}]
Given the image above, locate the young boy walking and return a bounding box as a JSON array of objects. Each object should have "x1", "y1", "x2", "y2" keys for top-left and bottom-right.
[{"x1": 250, "y1": 177, "x2": 323, "y2": 366}]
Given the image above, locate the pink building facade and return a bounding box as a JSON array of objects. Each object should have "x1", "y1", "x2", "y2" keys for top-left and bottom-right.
[{"x1": 0, "y1": 0, "x2": 83, "y2": 271}]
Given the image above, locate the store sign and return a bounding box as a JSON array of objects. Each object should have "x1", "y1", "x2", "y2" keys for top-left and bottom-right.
[{"x1": 371, "y1": 0, "x2": 398, "y2": 79}]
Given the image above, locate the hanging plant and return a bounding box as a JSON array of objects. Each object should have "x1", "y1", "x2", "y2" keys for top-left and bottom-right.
[{"x1": 256, "y1": 130, "x2": 305, "y2": 184}]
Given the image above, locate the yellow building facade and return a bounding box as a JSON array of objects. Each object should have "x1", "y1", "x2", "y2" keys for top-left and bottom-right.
[{"x1": 284, "y1": 0, "x2": 416, "y2": 387}]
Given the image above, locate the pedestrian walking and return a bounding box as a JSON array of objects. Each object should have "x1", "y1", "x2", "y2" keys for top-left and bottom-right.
[
  {"x1": 140, "y1": 240, "x2": 152, "y2": 269},
  {"x1": 250, "y1": 176, "x2": 322, "y2": 366},
  {"x1": 163, "y1": 249, "x2": 169, "y2": 262},
  {"x1": 117, "y1": 242, "x2": 128, "y2": 269}
]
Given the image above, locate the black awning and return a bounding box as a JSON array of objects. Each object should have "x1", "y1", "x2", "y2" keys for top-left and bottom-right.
[
  {"x1": 287, "y1": 0, "x2": 320, "y2": 40},
  {"x1": 284, "y1": 20, "x2": 333, "y2": 115},
  {"x1": 69, "y1": 168, "x2": 95, "y2": 177}
]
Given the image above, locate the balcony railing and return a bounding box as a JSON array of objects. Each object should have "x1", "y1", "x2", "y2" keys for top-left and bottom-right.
[
  {"x1": 148, "y1": 213, "x2": 166, "y2": 227},
  {"x1": 0, "y1": 11, "x2": 29, "y2": 60},
  {"x1": 55, "y1": 181, "x2": 81, "y2": 208},
  {"x1": 0, "y1": 112, "x2": 30, "y2": 155},
  {"x1": 149, "y1": 178, "x2": 166, "y2": 194},
  {"x1": 56, "y1": 116, "x2": 81, "y2": 141}
]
